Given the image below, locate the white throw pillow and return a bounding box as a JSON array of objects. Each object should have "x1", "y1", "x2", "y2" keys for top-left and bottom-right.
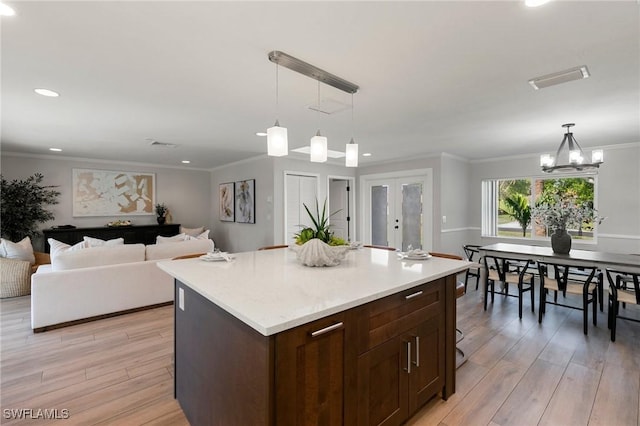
[
  {"x1": 83, "y1": 236, "x2": 125, "y2": 248},
  {"x1": 156, "y1": 233, "x2": 187, "y2": 244},
  {"x1": 0, "y1": 237, "x2": 36, "y2": 265},
  {"x1": 185, "y1": 230, "x2": 210, "y2": 241},
  {"x1": 179, "y1": 226, "x2": 205, "y2": 237},
  {"x1": 48, "y1": 238, "x2": 87, "y2": 262}
]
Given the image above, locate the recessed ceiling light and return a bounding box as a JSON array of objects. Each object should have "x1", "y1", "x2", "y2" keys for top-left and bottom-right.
[
  {"x1": 256, "y1": 132, "x2": 267, "y2": 137},
  {"x1": 525, "y1": 0, "x2": 552, "y2": 7},
  {"x1": 362, "y1": 153, "x2": 372, "y2": 157},
  {"x1": 181, "y1": 160, "x2": 191, "y2": 164},
  {"x1": 34, "y1": 88, "x2": 60, "y2": 97},
  {"x1": 49, "y1": 148, "x2": 62, "y2": 152},
  {"x1": 0, "y1": 3, "x2": 16, "y2": 16}
]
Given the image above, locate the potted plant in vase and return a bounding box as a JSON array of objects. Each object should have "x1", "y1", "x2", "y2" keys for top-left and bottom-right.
[
  {"x1": 532, "y1": 195, "x2": 602, "y2": 254},
  {"x1": 155, "y1": 203, "x2": 168, "y2": 225},
  {"x1": 292, "y1": 199, "x2": 349, "y2": 267}
]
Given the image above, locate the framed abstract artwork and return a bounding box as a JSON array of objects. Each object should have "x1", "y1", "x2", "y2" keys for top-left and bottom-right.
[
  {"x1": 219, "y1": 182, "x2": 235, "y2": 222},
  {"x1": 72, "y1": 168, "x2": 155, "y2": 217},
  {"x1": 235, "y1": 179, "x2": 255, "y2": 224}
]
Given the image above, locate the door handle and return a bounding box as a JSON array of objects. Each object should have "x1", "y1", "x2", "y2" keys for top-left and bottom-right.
[
  {"x1": 394, "y1": 225, "x2": 399, "y2": 229},
  {"x1": 412, "y1": 336, "x2": 420, "y2": 367},
  {"x1": 310, "y1": 322, "x2": 343, "y2": 337},
  {"x1": 404, "y1": 341, "x2": 412, "y2": 374}
]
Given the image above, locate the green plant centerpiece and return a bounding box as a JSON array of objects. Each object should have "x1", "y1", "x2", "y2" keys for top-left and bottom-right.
[
  {"x1": 295, "y1": 199, "x2": 347, "y2": 246},
  {"x1": 292, "y1": 199, "x2": 349, "y2": 267}
]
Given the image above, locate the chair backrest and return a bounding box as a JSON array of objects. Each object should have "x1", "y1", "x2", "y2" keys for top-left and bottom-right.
[
  {"x1": 257, "y1": 245, "x2": 289, "y2": 251},
  {"x1": 484, "y1": 255, "x2": 532, "y2": 281},
  {"x1": 429, "y1": 252, "x2": 463, "y2": 260},
  {"x1": 363, "y1": 245, "x2": 397, "y2": 251},
  {"x1": 538, "y1": 261, "x2": 597, "y2": 293},
  {"x1": 606, "y1": 268, "x2": 640, "y2": 304},
  {"x1": 463, "y1": 244, "x2": 482, "y2": 262}
]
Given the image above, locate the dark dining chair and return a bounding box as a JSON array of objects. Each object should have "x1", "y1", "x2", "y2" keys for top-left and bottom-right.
[
  {"x1": 606, "y1": 268, "x2": 640, "y2": 342},
  {"x1": 483, "y1": 255, "x2": 535, "y2": 319},
  {"x1": 462, "y1": 244, "x2": 483, "y2": 291},
  {"x1": 538, "y1": 262, "x2": 598, "y2": 335}
]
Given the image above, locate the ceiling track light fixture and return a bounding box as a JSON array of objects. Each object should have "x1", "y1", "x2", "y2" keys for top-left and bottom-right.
[
  {"x1": 540, "y1": 123, "x2": 603, "y2": 173},
  {"x1": 268, "y1": 51, "x2": 359, "y2": 94},
  {"x1": 265, "y1": 50, "x2": 361, "y2": 165},
  {"x1": 267, "y1": 62, "x2": 288, "y2": 157}
]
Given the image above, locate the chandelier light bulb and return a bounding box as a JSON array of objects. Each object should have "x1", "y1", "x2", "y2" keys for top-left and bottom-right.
[
  {"x1": 591, "y1": 149, "x2": 604, "y2": 164},
  {"x1": 540, "y1": 154, "x2": 554, "y2": 167},
  {"x1": 569, "y1": 150, "x2": 583, "y2": 164}
]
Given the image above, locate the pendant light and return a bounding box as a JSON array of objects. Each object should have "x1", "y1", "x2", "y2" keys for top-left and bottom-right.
[
  {"x1": 540, "y1": 123, "x2": 604, "y2": 173},
  {"x1": 267, "y1": 63, "x2": 288, "y2": 157},
  {"x1": 345, "y1": 93, "x2": 358, "y2": 167},
  {"x1": 310, "y1": 81, "x2": 328, "y2": 163}
]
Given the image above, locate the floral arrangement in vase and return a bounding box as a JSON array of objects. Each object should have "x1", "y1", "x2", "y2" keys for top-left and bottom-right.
[
  {"x1": 531, "y1": 195, "x2": 603, "y2": 254},
  {"x1": 155, "y1": 203, "x2": 168, "y2": 225}
]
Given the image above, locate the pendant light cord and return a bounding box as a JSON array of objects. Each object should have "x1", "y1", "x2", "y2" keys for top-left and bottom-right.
[
  {"x1": 275, "y1": 63, "x2": 279, "y2": 122},
  {"x1": 351, "y1": 93, "x2": 354, "y2": 142}
]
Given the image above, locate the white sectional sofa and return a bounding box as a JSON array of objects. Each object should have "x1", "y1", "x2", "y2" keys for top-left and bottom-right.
[{"x1": 31, "y1": 238, "x2": 214, "y2": 331}]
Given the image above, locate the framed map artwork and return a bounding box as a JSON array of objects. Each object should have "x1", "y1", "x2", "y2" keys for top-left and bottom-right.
[
  {"x1": 235, "y1": 179, "x2": 255, "y2": 224},
  {"x1": 219, "y1": 182, "x2": 235, "y2": 222},
  {"x1": 72, "y1": 169, "x2": 156, "y2": 217}
]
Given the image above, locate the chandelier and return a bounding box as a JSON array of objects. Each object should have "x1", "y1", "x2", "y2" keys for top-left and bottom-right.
[{"x1": 540, "y1": 123, "x2": 603, "y2": 173}]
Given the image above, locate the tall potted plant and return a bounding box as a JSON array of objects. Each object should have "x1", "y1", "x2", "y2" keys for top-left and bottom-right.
[{"x1": 0, "y1": 173, "x2": 60, "y2": 242}]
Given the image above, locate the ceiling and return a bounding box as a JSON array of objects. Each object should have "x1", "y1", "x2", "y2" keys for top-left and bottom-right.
[{"x1": 1, "y1": 1, "x2": 639, "y2": 169}]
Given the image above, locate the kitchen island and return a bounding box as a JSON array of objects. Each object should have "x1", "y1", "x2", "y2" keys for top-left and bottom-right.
[{"x1": 158, "y1": 247, "x2": 470, "y2": 426}]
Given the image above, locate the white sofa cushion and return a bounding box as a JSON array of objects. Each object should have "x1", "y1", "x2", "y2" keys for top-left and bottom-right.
[
  {"x1": 180, "y1": 226, "x2": 205, "y2": 237},
  {"x1": 0, "y1": 236, "x2": 36, "y2": 264},
  {"x1": 145, "y1": 238, "x2": 214, "y2": 260},
  {"x1": 186, "y1": 230, "x2": 210, "y2": 240},
  {"x1": 83, "y1": 236, "x2": 125, "y2": 248},
  {"x1": 48, "y1": 238, "x2": 87, "y2": 261},
  {"x1": 52, "y1": 243, "x2": 146, "y2": 271},
  {"x1": 156, "y1": 233, "x2": 187, "y2": 244}
]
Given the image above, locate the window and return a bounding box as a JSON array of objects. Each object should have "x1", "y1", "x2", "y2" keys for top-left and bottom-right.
[{"x1": 482, "y1": 176, "x2": 597, "y2": 241}]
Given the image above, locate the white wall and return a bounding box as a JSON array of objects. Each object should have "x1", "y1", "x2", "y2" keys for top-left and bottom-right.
[
  {"x1": 469, "y1": 143, "x2": 640, "y2": 254},
  {"x1": 209, "y1": 156, "x2": 275, "y2": 253},
  {"x1": 439, "y1": 154, "x2": 471, "y2": 257},
  {"x1": 0, "y1": 153, "x2": 212, "y2": 251}
]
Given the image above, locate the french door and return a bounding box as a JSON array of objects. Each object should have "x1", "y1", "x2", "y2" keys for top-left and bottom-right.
[{"x1": 365, "y1": 175, "x2": 429, "y2": 251}]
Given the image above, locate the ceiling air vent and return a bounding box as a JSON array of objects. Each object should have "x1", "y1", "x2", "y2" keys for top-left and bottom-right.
[
  {"x1": 528, "y1": 65, "x2": 590, "y2": 90},
  {"x1": 147, "y1": 139, "x2": 178, "y2": 148}
]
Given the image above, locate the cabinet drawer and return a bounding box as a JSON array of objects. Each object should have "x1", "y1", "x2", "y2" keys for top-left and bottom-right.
[{"x1": 358, "y1": 279, "x2": 444, "y2": 353}]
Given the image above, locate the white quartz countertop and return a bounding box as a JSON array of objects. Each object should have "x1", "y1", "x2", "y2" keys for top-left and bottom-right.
[{"x1": 158, "y1": 248, "x2": 471, "y2": 336}]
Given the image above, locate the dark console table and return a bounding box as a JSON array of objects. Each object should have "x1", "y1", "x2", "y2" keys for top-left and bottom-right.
[{"x1": 42, "y1": 224, "x2": 181, "y2": 253}]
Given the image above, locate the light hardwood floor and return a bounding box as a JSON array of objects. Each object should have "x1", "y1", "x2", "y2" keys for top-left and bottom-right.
[{"x1": 1, "y1": 285, "x2": 639, "y2": 425}]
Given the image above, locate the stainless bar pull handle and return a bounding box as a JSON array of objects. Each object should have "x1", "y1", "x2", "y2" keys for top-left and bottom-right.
[
  {"x1": 413, "y1": 336, "x2": 420, "y2": 367},
  {"x1": 405, "y1": 291, "x2": 423, "y2": 300},
  {"x1": 406, "y1": 341, "x2": 412, "y2": 374},
  {"x1": 310, "y1": 322, "x2": 344, "y2": 337}
]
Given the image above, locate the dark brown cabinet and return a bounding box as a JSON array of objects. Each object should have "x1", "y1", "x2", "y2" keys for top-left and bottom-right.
[
  {"x1": 355, "y1": 280, "x2": 447, "y2": 426},
  {"x1": 42, "y1": 224, "x2": 180, "y2": 252},
  {"x1": 174, "y1": 274, "x2": 456, "y2": 426},
  {"x1": 275, "y1": 311, "x2": 356, "y2": 425}
]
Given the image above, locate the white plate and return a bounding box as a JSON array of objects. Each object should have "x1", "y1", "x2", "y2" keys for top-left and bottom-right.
[
  {"x1": 199, "y1": 253, "x2": 232, "y2": 262},
  {"x1": 401, "y1": 254, "x2": 432, "y2": 260}
]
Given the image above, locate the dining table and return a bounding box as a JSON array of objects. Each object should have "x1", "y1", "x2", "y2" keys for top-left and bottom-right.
[{"x1": 479, "y1": 242, "x2": 640, "y2": 274}]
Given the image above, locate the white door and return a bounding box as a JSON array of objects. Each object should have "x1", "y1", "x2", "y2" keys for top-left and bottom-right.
[
  {"x1": 285, "y1": 174, "x2": 318, "y2": 244},
  {"x1": 366, "y1": 175, "x2": 429, "y2": 251},
  {"x1": 329, "y1": 180, "x2": 349, "y2": 241}
]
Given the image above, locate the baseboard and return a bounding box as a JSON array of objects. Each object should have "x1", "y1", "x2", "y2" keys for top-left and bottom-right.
[{"x1": 33, "y1": 301, "x2": 174, "y2": 333}]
